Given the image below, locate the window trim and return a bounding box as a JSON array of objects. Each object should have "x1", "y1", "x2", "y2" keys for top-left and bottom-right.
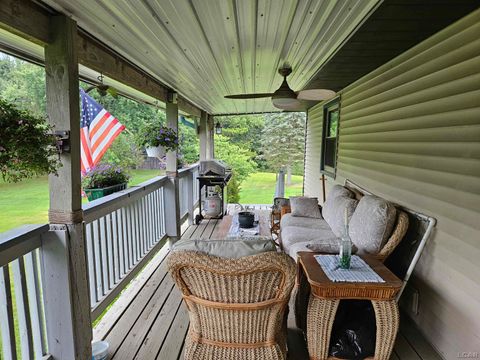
[{"x1": 320, "y1": 97, "x2": 340, "y2": 178}]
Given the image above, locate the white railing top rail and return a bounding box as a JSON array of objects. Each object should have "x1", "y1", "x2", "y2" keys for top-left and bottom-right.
[
  {"x1": 178, "y1": 163, "x2": 199, "y2": 178},
  {"x1": 0, "y1": 224, "x2": 49, "y2": 267}
]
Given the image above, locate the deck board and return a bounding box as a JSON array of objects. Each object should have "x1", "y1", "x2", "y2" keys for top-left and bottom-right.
[{"x1": 94, "y1": 217, "x2": 441, "y2": 360}]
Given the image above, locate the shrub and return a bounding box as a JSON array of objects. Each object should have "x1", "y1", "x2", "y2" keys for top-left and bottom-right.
[
  {"x1": 226, "y1": 175, "x2": 241, "y2": 203},
  {"x1": 102, "y1": 133, "x2": 143, "y2": 169},
  {"x1": 0, "y1": 98, "x2": 61, "y2": 182},
  {"x1": 81, "y1": 164, "x2": 130, "y2": 189}
]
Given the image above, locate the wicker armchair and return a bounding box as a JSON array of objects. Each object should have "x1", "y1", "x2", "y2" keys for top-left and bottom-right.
[{"x1": 168, "y1": 251, "x2": 296, "y2": 360}]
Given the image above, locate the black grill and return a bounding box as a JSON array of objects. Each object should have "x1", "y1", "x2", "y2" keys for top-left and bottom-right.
[{"x1": 195, "y1": 160, "x2": 232, "y2": 224}]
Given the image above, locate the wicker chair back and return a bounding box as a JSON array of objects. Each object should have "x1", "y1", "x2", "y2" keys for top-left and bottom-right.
[{"x1": 168, "y1": 251, "x2": 296, "y2": 360}]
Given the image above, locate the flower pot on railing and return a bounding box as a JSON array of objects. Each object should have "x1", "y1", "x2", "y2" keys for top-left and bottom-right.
[
  {"x1": 81, "y1": 164, "x2": 130, "y2": 201},
  {"x1": 145, "y1": 146, "x2": 165, "y2": 159},
  {"x1": 84, "y1": 182, "x2": 127, "y2": 201}
]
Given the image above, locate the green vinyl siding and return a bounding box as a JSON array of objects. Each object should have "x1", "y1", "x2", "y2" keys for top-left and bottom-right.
[{"x1": 305, "y1": 8, "x2": 480, "y2": 359}]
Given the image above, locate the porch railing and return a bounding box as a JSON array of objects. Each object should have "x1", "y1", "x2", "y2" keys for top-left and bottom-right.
[
  {"x1": 83, "y1": 163, "x2": 199, "y2": 318},
  {"x1": 0, "y1": 224, "x2": 49, "y2": 360},
  {"x1": 0, "y1": 164, "x2": 199, "y2": 358}
]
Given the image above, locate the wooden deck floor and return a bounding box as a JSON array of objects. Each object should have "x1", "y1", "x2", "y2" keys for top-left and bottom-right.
[{"x1": 93, "y1": 216, "x2": 442, "y2": 360}]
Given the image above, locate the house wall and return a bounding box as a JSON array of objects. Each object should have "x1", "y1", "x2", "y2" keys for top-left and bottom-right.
[{"x1": 304, "y1": 9, "x2": 480, "y2": 359}]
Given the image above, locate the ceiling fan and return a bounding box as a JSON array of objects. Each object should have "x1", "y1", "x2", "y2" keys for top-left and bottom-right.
[{"x1": 224, "y1": 66, "x2": 336, "y2": 111}]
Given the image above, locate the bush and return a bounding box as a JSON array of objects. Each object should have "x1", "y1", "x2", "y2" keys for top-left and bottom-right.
[
  {"x1": 227, "y1": 175, "x2": 241, "y2": 203},
  {"x1": 102, "y1": 133, "x2": 143, "y2": 169},
  {"x1": 0, "y1": 98, "x2": 61, "y2": 182},
  {"x1": 81, "y1": 164, "x2": 130, "y2": 189}
]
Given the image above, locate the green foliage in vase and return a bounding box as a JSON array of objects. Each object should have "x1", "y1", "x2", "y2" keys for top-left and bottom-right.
[
  {"x1": 81, "y1": 164, "x2": 130, "y2": 189},
  {"x1": 0, "y1": 98, "x2": 61, "y2": 182}
]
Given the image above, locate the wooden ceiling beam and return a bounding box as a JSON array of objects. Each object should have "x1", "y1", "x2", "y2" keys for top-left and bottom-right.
[
  {"x1": 0, "y1": 0, "x2": 204, "y2": 117},
  {"x1": 0, "y1": 0, "x2": 51, "y2": 45}
]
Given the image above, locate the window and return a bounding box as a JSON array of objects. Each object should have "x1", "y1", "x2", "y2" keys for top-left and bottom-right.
[{"x1": 321, "y1": 98, "x2": 340, "y2": 177}]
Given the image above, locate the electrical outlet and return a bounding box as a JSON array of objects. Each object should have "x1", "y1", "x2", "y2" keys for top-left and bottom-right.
[
  {"x1": 411, "y1": 288, "x2": 419, "y2": 315},
  {"x1": 399, "y1": 285, "x2": 420, "y2": 316}
]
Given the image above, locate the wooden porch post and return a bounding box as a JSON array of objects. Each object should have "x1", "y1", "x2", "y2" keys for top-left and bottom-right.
[
  {"x1": 42, "y1": 15, "x2": 92, "y2": 359},
  {"x1": 199, "y1": 110, "x2": 208, "y2": 161},
  {"x1": 165, "y1": 92, "x2": 181, "y2": 245},
  {"x1": 207, "y1": 114, "x2": 215, "y2": 159}
]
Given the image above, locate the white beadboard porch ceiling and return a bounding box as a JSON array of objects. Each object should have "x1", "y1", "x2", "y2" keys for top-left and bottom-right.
[{"x1": 41, "y1": 0, "x2": 380, "y2": 115}]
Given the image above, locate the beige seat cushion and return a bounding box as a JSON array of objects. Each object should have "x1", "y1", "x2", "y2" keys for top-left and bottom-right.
[
  {"x1": 322, "y1": 195, "x2": 359, "y2": 237},
  {"x1": 172, "y1": 238, "x2": 277, "y2": 258},
  {"x1": 349, "y1": 195, "x2": 397, "y2": 255},
  {"x1": 280, "y1": 213, "x2": 329, "y2": 230},
  {"x1": 289, "y1": 196, "x2": 322, "y2": 218},
  {"x1": 286, "y1": 238, "x2": 356, "y2": 260},
  {"x1": 281, "y1": 225, "x2": 337, "y2": 252}
]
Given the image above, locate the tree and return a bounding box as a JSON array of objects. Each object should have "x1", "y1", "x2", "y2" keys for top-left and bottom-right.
[
  {"x1": 214, "y1": 134, "x2": 257, "y2": 202},
  {"x1": 214, "y1": 114, "x2": 266, "y2": 169},
  {"x1": 260, "y1": 112, "x2": 306, "y2": 184},
  {"x1": 178, "y1": 122, "x2": 199, "y2": 165}
]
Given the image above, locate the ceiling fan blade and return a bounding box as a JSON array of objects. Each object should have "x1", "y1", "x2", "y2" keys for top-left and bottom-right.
[
  {"x1": 224, "y1": 93, "x2": 274, "y2": 99},
  {"x1": 297, "y1": 89, "x2": 336, "y2": 101}
]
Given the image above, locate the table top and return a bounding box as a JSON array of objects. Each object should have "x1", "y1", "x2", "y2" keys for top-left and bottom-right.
[
  {"x1": 297, "y1": 252, "x2": 402, "y2": 300},
  {"x1": 211, "y1": 209, "x2": 271, "y2": 239}
]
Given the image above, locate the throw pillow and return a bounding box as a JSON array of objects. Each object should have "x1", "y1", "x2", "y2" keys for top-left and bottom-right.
[
  {"x1": 322, "y1": 195, "x2": 359, "y2": 237},
  {"x1": 290, "y1": 196, "x2": 322, "y2": 218},
  {"x1": 328, "y1": 184, "x2": 354, "y2": 200},
  {"x1": 349, "y1": 195, "x2": 397, "y2": 255}
]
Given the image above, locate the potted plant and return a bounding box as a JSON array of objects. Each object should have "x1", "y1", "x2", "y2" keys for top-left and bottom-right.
[
  {"x1": 0, "y1": 98, "x2": 61, "y2": 182},
  {"x1": 82, "y1": 164, "x2": 130, "y2": 201},
  {"x1": 135, "y1": 122, "x2": 179, "y2": 159}
]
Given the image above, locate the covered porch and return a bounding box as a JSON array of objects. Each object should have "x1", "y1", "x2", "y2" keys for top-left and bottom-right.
[
  {"x1": 0, "y1": 1, "x2": 479, "y2": 360},
  {"x1": 93, "y1": 214, "x2": 441, "y2": 360}
]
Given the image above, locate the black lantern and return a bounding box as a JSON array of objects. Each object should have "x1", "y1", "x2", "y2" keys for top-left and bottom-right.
[{"x1": 215, "y1": 121, "x2": 222, "y2": 135}]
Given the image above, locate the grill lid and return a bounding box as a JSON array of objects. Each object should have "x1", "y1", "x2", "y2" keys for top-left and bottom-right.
[{"x1": 199, "y1": 159, "x2": 231, "y2": 176}]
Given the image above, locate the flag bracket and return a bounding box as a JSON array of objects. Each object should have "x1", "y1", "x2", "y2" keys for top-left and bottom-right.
[{"x1": 52, "y1": 130, "x2": 71, "y2": 154}]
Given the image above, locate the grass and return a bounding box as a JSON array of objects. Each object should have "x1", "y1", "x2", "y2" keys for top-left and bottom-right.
[
  {"x1": 239, "y1": 172, "x2": 303, "y2": 204},
  {"x1": 0, "y1": 169, "x2": 162, "y2": 233}
]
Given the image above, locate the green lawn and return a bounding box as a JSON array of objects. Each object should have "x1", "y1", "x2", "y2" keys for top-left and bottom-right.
[
  {"x1": 0, "y1": 169, "x2": 162, "y2": 233},
  {"x1": 0, "y1": 170, "x2": 302, "y2": 233},
  {"x1": 239, "y1": 172, "x2": 303, "y2": 204}
]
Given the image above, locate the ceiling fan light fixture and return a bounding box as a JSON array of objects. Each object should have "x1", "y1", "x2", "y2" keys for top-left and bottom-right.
[
  {"x1": 272, "y1": 96, "x2": 301, "y2": 109},
  {"x1": 272, "y1": 78, "x2": 300, "y2": 109}
]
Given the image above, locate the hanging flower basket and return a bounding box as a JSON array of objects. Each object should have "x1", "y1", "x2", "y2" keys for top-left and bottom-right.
[
  {"x1": 0, "y1": 98, "x2": 61, "y2": 182},
  {"x1": 145, "y1": 146, "x2": 165, "y2": 159},
  {"x1": 135, "y1": 123, "x2": 179, "y2": 158},
  {"x1": 82, "y1": 164, "x2": 130, "y2": 201}
]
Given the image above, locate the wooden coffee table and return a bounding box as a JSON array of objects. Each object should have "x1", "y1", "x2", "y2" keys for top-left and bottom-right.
[
  {"x1": 211, "y1": 209, "x2": 271, "y2": 239},
  {"x1": 295, "y1": 252, "x2": 402, "y2": 360}
]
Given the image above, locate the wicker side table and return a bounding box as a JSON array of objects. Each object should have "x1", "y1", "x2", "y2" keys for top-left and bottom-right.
[{"x1": 295, "y1": 252, "x2": 402, "y2": 360}]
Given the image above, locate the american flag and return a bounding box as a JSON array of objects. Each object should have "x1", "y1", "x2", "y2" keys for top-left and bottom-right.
[{"x1": 80, "y1": 88, "x2": 125, "y2": 173}]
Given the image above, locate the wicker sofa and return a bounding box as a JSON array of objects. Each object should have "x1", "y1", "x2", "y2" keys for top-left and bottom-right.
[
  {"x1": 279, "y1": 184, "x2": 409, "y2": 262},
  {"x1": 168, "y1": 250, "x2": 296, "y2": 360}
]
